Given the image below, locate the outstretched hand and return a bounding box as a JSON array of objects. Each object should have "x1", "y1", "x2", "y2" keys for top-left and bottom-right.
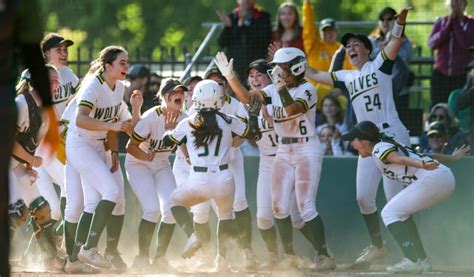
[
  {"x1": 421, "y1": 159, "x2": 439, "y2": 170},
  {"x1": 396, "y1": 7, "x2": 412, "y2": 24},
  {"x1": 452, "y1": 144, "x2": 471, "y2": 161},
  {"x1": 215, "y1": 52, "x2": 234, "y2": 79}
]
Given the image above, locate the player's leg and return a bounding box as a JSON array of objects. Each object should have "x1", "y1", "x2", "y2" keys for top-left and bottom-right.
[
  {"x1": 152, "y1": 166, "x2": 178, "y2": 271},
  {"x1": 382, "y1": 168, "x2": 455, "y2": 273},
  {"x1": 271, "y1": 150, "x2": 297, "y2": 257},
  {"x1": 126, "y1": 162, "x2": 159, "y2": 270},
  {"x1": 104, "y1": 153, "x2": 127, "y2": 272},
  {"x1": 212, "y1": 171, "x2": 235, "y2": 271},
  {"x1": 354, "y1": 155, "x2": 386, "y2": 265},
  {"x1": 256, "y1": 155, "x2": 278, "y2": 264}
]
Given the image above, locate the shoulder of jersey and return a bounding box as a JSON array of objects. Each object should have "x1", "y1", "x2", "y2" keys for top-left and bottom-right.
[{"x1": 217, "y1": 112, "x2": 235, "y2": 124}]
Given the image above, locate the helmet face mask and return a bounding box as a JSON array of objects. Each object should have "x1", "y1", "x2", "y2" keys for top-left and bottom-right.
[
  {"x1": 192, "y1": 80, "x2": 225, "y2": 111},
  {"x1": 271, "y1": 47, "x2": 307, "y2": 76}
]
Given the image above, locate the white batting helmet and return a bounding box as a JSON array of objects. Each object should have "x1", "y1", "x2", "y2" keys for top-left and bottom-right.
[
  {"x1": 192, "y1": 80, "x2": 225, "y2": 111},
  {"x1": 271, "y1": 47, "x2": 307, "y2": 76}
]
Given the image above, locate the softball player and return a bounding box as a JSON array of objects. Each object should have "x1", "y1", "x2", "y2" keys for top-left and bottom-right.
[
  {"x1": 65, "y1": 46, "x2": 139, "y2": 269},
  {"x1": 215, "y1": 48, "x2": 336, "y2": 270},
  {"x1": 9, "y1": 65, "x2": 63, "y2": 270},
  {"x1": 246, "y1": 59, "x2": 305, "y2": 267},
  {"x1": 305, "y1": 8, "x2": 413, "y2": 266},
  {"x1": 36, "y1": 33, "x2": 79, "y2": 228},
  {"x1": 342, "y1": 121, "x2": 469, "y2": 273},
  {"x1": 181, "y1": 68, "x2": 257, "y2": 268},
  {"x1": 125, "y1": 78, "x2": 187, "y2": 272},
  {"x1": 162, "y1": 79, "x2": 261, "y2": 271}
]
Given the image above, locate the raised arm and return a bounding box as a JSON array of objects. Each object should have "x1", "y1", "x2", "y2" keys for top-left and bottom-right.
[
  {"x1": 302, "y1": 0, "x2": 320, "y2": 55},
  {"x1": 304, "y1": 66, "x2": 334, "y2": 86},
  {"x1": 384, "y1": 7, "x2": 411, "y2": 61}
]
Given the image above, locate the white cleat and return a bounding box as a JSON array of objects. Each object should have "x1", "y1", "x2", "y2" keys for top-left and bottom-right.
[
  {"x1": 386, "y1": 258, "x2": 423, "y2": 274},
  {"x1": 181, "y1": 233, "x2": 202, "y2": 259},
  {"x1": 78, "y1": 247, "x2": 112, "y2": 269},
  {"x1": 420, "y1": 258, "x2": 432, "y2": 272},
  {"x1": 64, "y1": 258, "x2": 101, "y2": 274},
  {"x1": 260, "y1": 252, "x2": 279, "y2": 269},
  {"x1": 278, "y1": 253, "x2": 301, "y2": 269},
  {"x1": 355, "y1": 244, "x2": 387, "y2": 264},
  {"x1": 153, "y1": 256, "x2": 175, "y2": 272},
  {"x1": 311, "y1": 255, "x2": 336, "y2": 271},
  {"x1": 242, "y1": 248, "x2": 257, "y2": 270},
  {"x1": 215, "y1": 255, "x2": 230, "y2": 272}
]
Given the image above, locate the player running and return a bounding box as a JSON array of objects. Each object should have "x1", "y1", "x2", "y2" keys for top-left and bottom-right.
[{"x1": 305, "y1": 7, "x2": 413, "y2": 267}]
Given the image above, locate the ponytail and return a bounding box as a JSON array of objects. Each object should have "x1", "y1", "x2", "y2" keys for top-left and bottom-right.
[
  {"x1": 190, "y1": 110, "x2": 222, "y2": 148},
  {"x1": 379, "y1": 133, "x2": 410, "y2": 156}
]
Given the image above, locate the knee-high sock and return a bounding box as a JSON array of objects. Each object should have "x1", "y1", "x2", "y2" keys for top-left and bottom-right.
[
  {"x1": 217, "y1": 219, "x2": 233, "y2": 257},
  {"x1": 194, "y1": 222, "x2": 211, "y2": 245},
  {"x1": 301, "y1": 216, "x2": 329, "y2": 256},
  {"x1": 155, "y1": 222, "x2": 175, "y2": 258},
  {"x1": 275, "y1": 216, "x2": 295, "y2": 255},
  {"x1": 137, "y1": 219, "x2": 156, "y2": 258},
  {"x1": 259, "y1": 226, "x2": 277, "y2": 253},
  {"x1": 405, "y1": 217, "x2": 427, "y2": 260},
  {"x1": 106, "y1": 214, "x2": 124, "y2": 252},
  {"x1": 170, "y1": 206, "x2": 194, "y2": 237},
  {"x1": 235, "y1": 208, "x2": 252, "y2": 250},
  {"x1": 71, "y1": 212, "x2": 93, "y2": 261},
  {"x1": 363, "y1": 211, "x2": 383, "y2": 248},
  {"x1": 64, "y1": 221, "x2": 78, "y2": 257},
  {"x1": 84, "y1": 200, "x2": 116, "y2": 249},
  {"x1": 54, "y1": 197, "x2": 67, "y2": 236},
  {"x1": 387, "y1": 220, "x2": 420, "y2": 262}
]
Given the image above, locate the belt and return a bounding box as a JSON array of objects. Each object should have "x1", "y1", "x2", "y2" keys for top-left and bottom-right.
[
  {"x1": 281, "y1": 137, "x2": 309, "y2": 144},
  {"x1": 193, "y1": 164, "x2": 229, "y2": 172}
]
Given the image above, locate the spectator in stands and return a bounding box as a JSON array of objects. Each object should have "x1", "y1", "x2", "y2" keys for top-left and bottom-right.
[
  {"x1": 369, "y1": 7, "x2": 413, "y2": 109},
  {"x1": 217, "y1": 0, "x2": 271, "y2": 81},
  {"x1": 317, "y1": 95, "x2": 346, "y2": 134},
  {"x1": 148, "y1": 72, "x2": 162, "y2": 96},
  {"x1": 448, "y1": 60, "x2": 473, "y2": 133},
  {"x1": 302, "y1": 0, "x2": 354, "y2": 110},
  {"x1": 427, "y1": 0, "x2": 474, "y2": 106},
  {"x1": 457, "y1": 59, "x2": 474, "y2": 153},
  {"x1": 183, "y1": 75, "x2": 203, "y2": 110},
  {"x1": 125, "y1": 64, "x2": 150, "y2": 110},
  {"x1": 319, "y1": 124, "x2": 352, "y2": 156},
  {"x1": 423, "y1": 121, "x2": 451, "y2": 154},
  {"x1": 419, "y1": 103, "x2": 466, "y2": 153},
  {"x1": 267, "y1": 2, "x2": 303, "y2": 60}
]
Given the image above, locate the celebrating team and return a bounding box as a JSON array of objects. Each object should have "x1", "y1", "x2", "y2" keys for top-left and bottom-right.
[{"x1": 8, "y1": 4, "x2": 471, "y2": 275}]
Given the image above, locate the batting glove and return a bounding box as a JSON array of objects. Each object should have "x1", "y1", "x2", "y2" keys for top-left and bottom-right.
[
  {"x1": 270, "y1": 65, "x2": 286, "y2": 91},
  {"x1": 215, "y1": 52, "x2": 235, "y2": 80}
]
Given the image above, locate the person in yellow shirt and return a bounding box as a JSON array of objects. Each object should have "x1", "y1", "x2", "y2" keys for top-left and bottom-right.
[{"x1": 302, "y1": 0, "x2": 354, "y2": 110}]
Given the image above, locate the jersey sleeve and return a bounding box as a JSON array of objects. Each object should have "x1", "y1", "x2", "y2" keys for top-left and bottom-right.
[
  {"x1": 77, "y1": 82, "x2": 98, "y2": 110},
  {"x1": 294, "y1": 83, "x2": 317, "y2": 113},
  {"x1": 372, "y1": 50, "x2": 395, "y2": 75},
  {"x1": 118, "y1": 101, "x2": 132, "y2": 122},
  {"x1": 235, "y1": 101, "x2": 248, "y2": 122},
  {"x1": 229, "y1": 115, "x2": 249, "y2": 137},
  {"x1": 131, "y1": 114, "x2": 150, "y2": 143},
  {"x1": 166, "y1": 118, "x2": 188, "y2": 145},
  {"x1": 261, "y1": 85, "x2": 276, "y2": 105},
  {"x1": 373, "y1": 142, "x2": 397, "y2": 162},
  {"x1": 15, "y1": 95, "x2": 29, "y2": 133}
]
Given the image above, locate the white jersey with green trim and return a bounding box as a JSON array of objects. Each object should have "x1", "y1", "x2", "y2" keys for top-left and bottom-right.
[
  {"x1": 127, "y1": 106, "x2": 187, "y2": 163},
  {"x1": 261, "y1": 82, "x2": 316, "y2": 138},
  {"x1": 332, "y1": 51, "x2": 400, "y2": 126},
  {"x1": 53, "y1": 66, "x2": 79, "y2": 120},
  {"x1": 372, "y1": 141, "x2": 442, "y2": 185},
  {"x1": 68, "y1": 73, "x2": 131, "y2": 140},
  {"x1": 167, "y1": 113, "x2": 248, "y2": 167},
  {"x1": 256, "y1": 105, "x2": 278, "y2": 156}
]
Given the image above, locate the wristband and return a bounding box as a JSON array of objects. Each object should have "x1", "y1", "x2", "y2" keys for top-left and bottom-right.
[
  {"x1": 226, "y1": 71, "x2": 236, "y2": 80},
  {"x1": 278, "y1": 88, "x2": 295, "y2": 107},
  {"x1": 391, "y1": 22, "x2": 405, "y2": 38}
]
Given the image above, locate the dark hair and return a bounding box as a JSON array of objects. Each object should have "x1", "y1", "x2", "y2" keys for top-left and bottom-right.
[
  {"x1": 190, "y1": 110, "x2": 223, "y2": 149},
  {"x1": 321, "y1": 95, "x2": 344, "y2": 124},
  {"x1": 89, "y1": 45, "x2": 127, "y2": 74},
  {"x1": 274, "y1": 2, "x2": 301, "y2": 42},
  {"x1": 16, "y1": 65, "x2": 58, "y2": 95}
]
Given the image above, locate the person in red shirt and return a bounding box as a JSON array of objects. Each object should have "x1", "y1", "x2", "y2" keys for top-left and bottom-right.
[{"x1": 427, "y1": 0, "x2": 474, "y2": 106}]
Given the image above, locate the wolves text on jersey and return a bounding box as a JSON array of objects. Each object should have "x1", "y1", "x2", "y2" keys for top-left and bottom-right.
[
  {"x1": 149, "y1": 138, "x2": 177, "y2": 153},
  {"x1": 93, "y1": 102, "x2": 122, "y2": 121},
  {"x1": 53, "y1": 81, "x2": 75, "y2": 104},
  {"x1": 347, "y1": 72, "x2": 379, "y2": 100}
]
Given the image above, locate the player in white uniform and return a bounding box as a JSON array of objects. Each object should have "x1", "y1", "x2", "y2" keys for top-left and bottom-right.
[
  {"x1": 125, "y1": 79, "x2": 187, "y2": 272},
  {"x1": 162, "y1": 80, "x2": 261, "y2": 271},
  {"x1": 215, "y1": 48, "x2": 336, "y2": 270},
  {"x1": 305, "y1": 8, "x2": 414, "y2": 267},
  {"x1": 36, "y1": 33, "x2": 79, "y2": 229},
  {"x1": 342, "y1": 121, "x2": 469, "y2": 273},
  {"x1": 245, "y1": 59, "x2": 305, "y2": 267},
  {"x1": 9, "y1": 66, "x2": 63, "y2": 270},
  {"x1": 66, "y1": 46, "x2": 140, "y2": 269}
]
